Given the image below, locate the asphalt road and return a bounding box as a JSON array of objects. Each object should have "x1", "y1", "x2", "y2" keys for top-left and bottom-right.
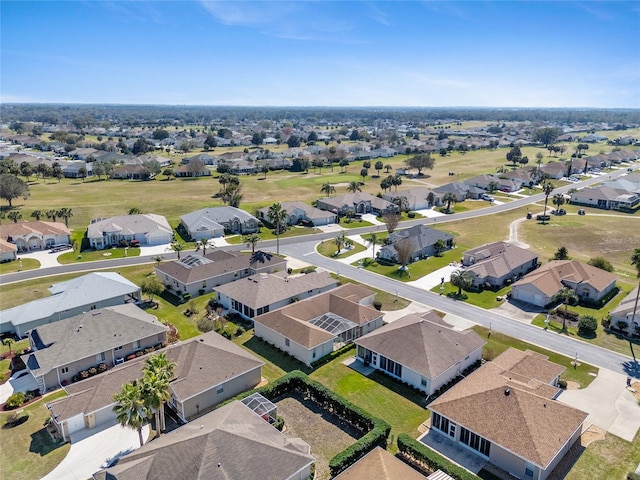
[{"x1": 2, "y1": 168, "x2": 637, "y2": 378}]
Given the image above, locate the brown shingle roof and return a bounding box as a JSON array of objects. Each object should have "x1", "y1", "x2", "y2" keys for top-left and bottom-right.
[
  {"x1": 333, "y1": 446, "x2": 427, "y2": 480},
  {"x1": 429, "y1": 349, "x2": 587, "y2": 469},
  {"x1": 464, "y1": 242, "x2": 538, "y2": 281},
  {"x1": 0, "y1": 220, "x2": 69, "y2": 240},
  {"x1": 355, "y1": 312, "x2": 485, "y2": 379}
]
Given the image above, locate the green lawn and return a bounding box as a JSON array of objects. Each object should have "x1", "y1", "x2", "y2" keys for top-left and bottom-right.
[
  {"x1": 224, "y1": 226, "x2": 321, "y2": 245},
  {"x1": 339, "y1": 219, "x2": 374, "y2": 229},
  {"x1": 310, "y1": 349, "x2": 428, "y2": 452},
  {"x1": 431, "y1": 283, "x2": 511, "y2": 309},
  {"x1": 317, "y1": 239, "x2": 367, "y2": 259},
  {"x1": 0, "y1": 390, "x2": 69, "y2": 480},
  {"x1": 473, "y1": 326, "x2": 598, "y2": 388},
  {"x1": 565, "y1": 431, "x2": 640, "y2": 480},
  {"x1": 0, "y1": 258, "x2": 40, "y2": 274},
  {"x1": 57, "y1": 245, "x2": 141, "y2": 264},
  {"x1": 359, "y1": 246, "x2": 463, "y2": 282}
]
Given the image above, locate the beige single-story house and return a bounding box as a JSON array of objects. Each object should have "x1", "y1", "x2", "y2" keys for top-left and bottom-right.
[
  {"x1": 316, "y1": 192, "x2": 398, "y2": 216},
  {"x1": 378, "y1": 225, "x2": 454, "y2": 263},
  {"x1": 427, "y1": 348, "x2": 587, "y2": 480},
  {"x1": 87, "y1": 214, "x2": 173, "y2": 249},
  {"x1": 355, "y1": 311, "x2": 485, "y2": 396},
  {"x1": 93, "y1": 400, "x2": 315, "y2": 480},
  {"x1": 0, "y1": 237, "x2": 18, "y2": 263},
  {"x1": 510, "y1": 260, "x2": 617, "y2": 308},
  {"x1": 22, "y1": 304, "x2": 168, "y2": 393},
  {"x1": 257, "y1": 201, "x2": 337, "y2": 227},
  {"x1": 333, "y1": 446, "x2": 429, "y2": 480},
  {"x1": 156, "y1": 250, "x2": 286, "y2": 298},
  {"x1": 610, "y1": 286, "x2": 640, "y2": 334},
  {"x1": 46, "y1": 331, "x2": 263, "y2": 441},
  {"x1": 0, "y1": 220, "x2": 70, "y2": 252},
  {"x1": 254, "y1": 284, "x2": 384, "y2": 366},
  {"x1": 215, "y1": 270, "x2": 339, "y2": 321}
]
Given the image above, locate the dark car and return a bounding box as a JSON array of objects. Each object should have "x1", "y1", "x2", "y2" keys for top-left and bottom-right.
[
  {"x1": 536, "y1": 214, "x2": 551, "y2": 221},
  {"x1": 578, "y1": 209, "x2": 586, "y2": 215}
]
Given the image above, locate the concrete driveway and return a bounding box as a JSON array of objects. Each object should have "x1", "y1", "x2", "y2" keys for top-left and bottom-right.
[
  {"x1": 558, "y1": 368, "x2": 640, "y2": 441},
  {"x1": 0, "y1": 370, "x2": 39, "y2": 403},
  {"x1": 41, "y1": 420, "x2": 149, "y2": 480}
]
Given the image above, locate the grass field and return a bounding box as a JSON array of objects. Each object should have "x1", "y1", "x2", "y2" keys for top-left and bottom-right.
[
  {"x1": 0, "y1": 390, "x2": 69, "y2": 480},
  {"x1": 0, "y1": 258, "x2": 40, "y2": 275}
]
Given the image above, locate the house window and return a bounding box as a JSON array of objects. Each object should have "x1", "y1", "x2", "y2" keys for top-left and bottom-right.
[
  {"x1": 285, "y1": 338, "x2": 290, "y2": 347},
  {"x1": 524, "y1": 462, "x2": 535, "y2": 478},
  {"x1": 96, "y1": 352, "x2": 105, "y2": 363},
  {"x1": 61, "y1": 367, "x2": 69, "y2": 374},
  {"x1": 157, "y1": 334, "x2": 163, "y2": 341},
  {"x1": 460, "y1": 427, "x2": 491, "y2": 457},
  {"x1": 134, "y1": 340, "x2": 141, "y2": 350},
  {"x1": 421, "y1": 377, "x2": 428, "y2": 387},
  {"x1": 216, "y1": 386, "x2": 224, "y2": 395}
]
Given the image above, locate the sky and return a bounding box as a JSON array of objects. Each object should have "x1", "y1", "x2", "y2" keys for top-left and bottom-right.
[{"x1": 1, "y1": 1, "x2": 639, "y2": 108}]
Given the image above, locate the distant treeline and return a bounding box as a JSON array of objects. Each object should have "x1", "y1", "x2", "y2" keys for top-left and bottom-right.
[{"x1": 1, "y1": 104, "x2": 639, "y2": 128}]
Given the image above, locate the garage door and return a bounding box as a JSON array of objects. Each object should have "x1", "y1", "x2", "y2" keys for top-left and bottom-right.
[
  {"x1": 513, "y1": 288, "x2": 542, "y2": 306},
  {"x1": 66, "y1": 413, "x2": 85, "y2": 435}
]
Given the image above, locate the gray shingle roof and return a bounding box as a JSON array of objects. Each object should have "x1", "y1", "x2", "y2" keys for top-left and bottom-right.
[
  {"x1": 23, "y1": 304, "x2": 167, "y2": 378},
  {"x1": 93, "y1": 401, "x2": 314, "y2": 480},
  {"x1": 87, "y1": 214, "x2": 172, "y2": 240}
]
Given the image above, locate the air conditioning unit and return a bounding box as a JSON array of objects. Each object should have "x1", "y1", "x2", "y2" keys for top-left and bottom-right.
[{"x1": 115, "y1": 358, "x2": 124, "y2": 365}]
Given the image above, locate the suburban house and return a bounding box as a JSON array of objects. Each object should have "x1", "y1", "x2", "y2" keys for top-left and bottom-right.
[
  {"x1": 22, "y1": 304, "x2": 168, "y2": 393},
  {"x1": 87, "y1": 214, "x2": 173, "y2": 249},
  {"x1": 510, "y1": 260, "x2": 618, "y2": 308},
  {"x1": 333, "y1": 446, "x2": 429, "y2": 480},
  {"x1": 46, "y1": 331, "x2": 263, "y2": 441},
  {"x1": 0, "y1": 220, "x2": 70, "y2": 252},
  {"x1": 462, "y1": 241, "x2": 539, "y2": 289},
  {"x1": 174, "y1": 162, "x2": 212, "y2": 177},
  {"x1": 316, "y1": 192, "x2": 398, "y2": 216},
  {"x1": 433, "y1": 182, "x2": 472, "y2": 201},
  {"x1": 93, "y1": 400, "x2": 315, "y2": 480},
  {"x1": 609, "y1": 286, "x2": 640, "y2": 333},
  {"x1": 569, "y1": 186, "x2": 640, "y2": 212},
  {"x1": 426, "y1": 348, "x2": 587, "y2": 480},
  {"x1": 254, "y1": 284, "x2": 384, "y2": 366},
  {"x1": 355, "y1": 311, "x2": 485, "y2": 396},
  {"x1": 180, "y1": 206, "x2": 261, "y2": 240},
  {"x1": 181, "y1": 153, "x2": 217, "y2": 166},
  {"x1": 111, "y1": 164, "x2": 153, "y2": 180},
  {"x1": 464, "y1": 174, "x2": 522, "y2": 193},
  {"x1": 0, "y1": 238, "x2": 17, "y2": 263},
  {"x1": 383, "y1": 186, "x2": 442, "y2": 210},
  {"x1": 378, "y1": 225, "x2": 454, "y2": 263},
  {"x1": 215, "y1": 270, "x2": 339, "y2": 322},
  {"x1": 0, "y1": 272, "x2": 141, "y2": 337},
  {"x1": 156, "y1": 250, "x2": 286, "y2": 298},
  {"x1": 257, "y1": 201, "x2": 337, "y2": 227}
]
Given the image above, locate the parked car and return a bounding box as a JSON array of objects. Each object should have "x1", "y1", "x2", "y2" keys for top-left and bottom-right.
[
  {"x1": 481, "y1": 194, "x2": 494, "y2": 202},
  {"x1": 536, "y1": 214, "x2": 551, "y2": 221},
  {"x1": 578, "y1": 209, "x2": 586, "y2": 215}
]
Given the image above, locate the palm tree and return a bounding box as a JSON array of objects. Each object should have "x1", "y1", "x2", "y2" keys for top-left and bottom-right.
[
  {"x1": 426, "y1": 192, "x2": 436, "y2": 208},
  {"x1": 367, "y1": 232, "x2": 378, "y2": 259},
  {"x1": 552, "y1": 287, "x2": 579, "y2": 330},
  {"x1": 346, "y1": 181, "x2": 363, "y2": 193},
  {"x1": 2, "y1": 338, "x2": 14, "y2": 355},
  {"x1": 541, "y1": 181, "x2": 555, "y2": 224},
  {"x1": 552, "y1": 193, "x2": 565, "y2": 210},
  {"x1": 30, "y1": 210, "x2": 44, "y2": 221},
  {"x1": 58, "y1": 207, "x2": 73, "y2": 227},
  {"x1": 142, "y1": 352, "x2": 176, "y2": 434},
  {"x1": 195, "y1": 238, "x2": 214, "y2": 256},
  {"x1": 320, "y1": 183, "x2": 336, "y2": 197},
  {"x1": 267, "y1": 202, "x2": 288, "y2": 255},
  {"x1": 334, "y1": 231, "x2": 346, "y2": 255},
  {"x1": 169, "y1": 240, "x2": 186, "y2": 260},
  {"x1": 45, "y1": 209, "x2": 58, "y2": 222},
  {"x1": 442, "y1": 192, "x2": 458, "y2": 213},
  {"x1": 113, "y1": 380, "x2": 149, "y2": 447},
  {"x1": 629, "y1": 248, "x2": 640, "y2": 339},
  {"x1": 450, "y1": 269, "x2": 473, "y2": 295},
  {"x1": 245, "y1": 233, "x2": 261, "y2": 253}
]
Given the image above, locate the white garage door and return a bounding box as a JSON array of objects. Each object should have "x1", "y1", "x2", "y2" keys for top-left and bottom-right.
[
  {"x1": 513, "y1": 288, "x2": 542, "y2": 306},
  {"x1": 66, "y1": 413, "x2": 85, "y2": 435}
]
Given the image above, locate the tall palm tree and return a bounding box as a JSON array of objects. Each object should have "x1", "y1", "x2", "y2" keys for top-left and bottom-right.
[
  {"x1": 552, "y1": 287, "x2": 578, "y2": 330},
  {"x1": 334, "y1": 231, "x2": 346, "y2": 255},
  {"x1": 57, "y1": 207, "x2": 73, "y2": 227},
  {"x1": 629, "y1": 248, "x2": 640, "y2": 339},
  {"x1": 142, "y1": 352, "x2": 176, "y2": 434},
  {"x1": 552, "y1": 193, "x2": 565, "y2": 210},
  {"x1": 113, "y1": 380, "x2": 149, "y2": 447},
  {"x1": 367, "y1": 232, "x2": 378, "y2": 259},
  {"x1": 245, "y1": 233, "x2": 261, "y2": 253},
  {"x1": 195, "y1": 238, "x2": 214, "y2": 256},
  {"x1": 450, "y1": 269, "x2": 473, "y2": 295},
  {"x1": 541, "y1": 181, "x2": 555, "y2": 224},
  {"x1": 169, "y1": 240, "x2": 186, "y2": 259},
  {"x1": 267, "y1": 202, "x2": 288, "y2": 255},
  {"x1": 30, "y1": 210, "x2": 44, "y2": 221},
  {"x1": 320, "y1": 183, "x2": 336, "y2": 197},
  {"x1": 346, "y1": 181, "x2": 363, "y2": 193},
  {"x1": 7, "y1": 210, "x2": 22, "y2": 223}
]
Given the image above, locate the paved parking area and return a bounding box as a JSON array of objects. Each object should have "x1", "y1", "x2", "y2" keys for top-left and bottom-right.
[
  {"x1": 41, "y1": 420, "x2": 149, "y2": 480},
  {"x1": 558, "y1": 368, "x2": 640, "y2": 442}
]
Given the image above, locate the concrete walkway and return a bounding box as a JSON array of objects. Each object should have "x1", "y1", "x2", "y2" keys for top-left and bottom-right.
[
  {"x1": 17, "y1": 249, "x2": 67, "y2": 269},
  {"x1": 407, "y1": 263, "x2": 460, "y2": 291},
  {"x1": 418, "y1": 428, "x2": 487, "y2": 474},
  {"x1": 41, "y1": 420, "x2": 150, "y2": 480},
  {"x1": 557, "y1": 368, "x2": 640, "y2": 442},
  {"x1": 0, "y1": 369, "x2": 39, "y2": 403}
]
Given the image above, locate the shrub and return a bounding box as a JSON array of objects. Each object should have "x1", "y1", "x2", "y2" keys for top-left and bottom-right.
[
  {"x1": 558, "y1": 379, "x2": 568, "y2": 389},
  {"x1": 627, "y1": 473, "x2": 640, "y2": 480},
  {"x1": 88, "y1": 367, "x2": 98, "y2": 376},
  {"x1": 5, "y1": 392, "x2": 25, "y2": 409},
  {"x1": 273, "y1": 415, "x2": 285, "y2": 431},
  {"x1": 197, "y1": 316, "x2": 216, "y2": 333},
  {"x1": 407, "y1": 211, "x2": 416, "y2": 218},
  {"x1": 98, "y1": 363, "x2": 108, "y2": 372},
  {"x1": 397, "y1": 434, "x2": 480, "y2": 480},
  {"x1": 372, "y1": 300, "x2": 382, "y2": 311},
  {"x1": 578, "y1": 315, "x2": 598, "y2": 337}
]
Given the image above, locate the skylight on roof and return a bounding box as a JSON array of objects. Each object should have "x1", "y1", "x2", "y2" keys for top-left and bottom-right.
[
  {"x1": 180, "y1": 254, "x2": 213, "y2": 268},
  {"x1": 308, "y1": 313, "x2": 358, "y2": 335}
]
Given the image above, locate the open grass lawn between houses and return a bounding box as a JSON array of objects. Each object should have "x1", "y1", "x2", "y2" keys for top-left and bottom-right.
[
  {"x1": 431, "y1": 283, "x2": 512, "y2": 309},
  {"x1": 0, "y1": 390, "x2": 69, "y2": 480},
  {"x1": 316, "y1": 239, "x2": 367, "y2": 259},
  {"x1": 0, "y1": 258, "x2": 40, "y2": 275}
]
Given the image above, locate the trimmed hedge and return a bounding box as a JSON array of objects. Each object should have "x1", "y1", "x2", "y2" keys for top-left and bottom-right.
[
  {"x1": 397, "y1": 433, "x2": 480, "y2": 480},
  {"x1": 219, "y1": 370, "x2": 390, "y2": 476},
  {"x1": 310, "y1": 343, "x2": 355, "y2": 369}
]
